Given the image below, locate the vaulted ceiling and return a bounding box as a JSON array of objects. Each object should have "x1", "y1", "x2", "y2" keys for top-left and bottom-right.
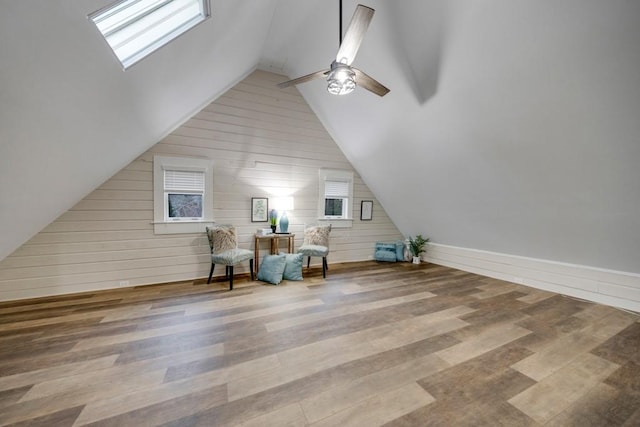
[{"x1": 1, "y1": 0, "x2": 639, "y2": 273}]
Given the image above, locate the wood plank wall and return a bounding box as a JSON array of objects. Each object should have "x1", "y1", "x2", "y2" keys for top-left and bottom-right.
[{"x1": 0, "y1": 70, "x2": 404, "y2": 301}]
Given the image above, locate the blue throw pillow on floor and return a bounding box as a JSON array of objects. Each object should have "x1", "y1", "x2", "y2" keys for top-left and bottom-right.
[
  {"x1": 257, "y1": 254, "x2": 287, "y2": 285},
  {"x1": 279, "y1": 252, "x2": 303, "y2": 281}
]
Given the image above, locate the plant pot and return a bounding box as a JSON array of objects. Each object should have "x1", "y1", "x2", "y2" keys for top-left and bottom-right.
[
  {"x1": 270, "y1": 225, "x2": 277, "y2": 233},
  {"x1": 412, "y1": 256, "x2": 421, "y2": 264}
]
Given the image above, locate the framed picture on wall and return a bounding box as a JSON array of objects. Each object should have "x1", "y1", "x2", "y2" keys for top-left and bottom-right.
[
  {"x1": 360, "y1": 200, "x2": 373, "y2": 221},
  {"x1": 251, "y1": 197, "x2": 268, "y2": 222}
]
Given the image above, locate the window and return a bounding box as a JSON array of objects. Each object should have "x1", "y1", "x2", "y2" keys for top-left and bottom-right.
[
  {"x1": 153, "y1": 155, "x2": 213, "y2": 234},
  {"x1": 89, "y1": 0, "x2": 211, "y2": 69},
  {"x1": 318, "y1": 169, "x2": 354, "y2": 227},
  {"x1": 164, "y1": 170, "x2": 204, "y2": 220},
  {"x1": 324, "y1": 179, "x2": 349, "y2": 218}
]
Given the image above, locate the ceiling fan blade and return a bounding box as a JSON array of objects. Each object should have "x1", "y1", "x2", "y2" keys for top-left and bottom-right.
[
  {"x1": 335, "y1": 5, "x2": 374, "y2": 65},
  {"x1": 277, "y1": 70, "x2": 329, "y2": 88},
  {"x1": 353, "y1": 68, "x2": 390, "y2": 97}
]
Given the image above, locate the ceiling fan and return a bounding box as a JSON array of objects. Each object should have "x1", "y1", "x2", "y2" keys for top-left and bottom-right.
[{"x1": 277, "y1": 1, "x2": 390, "y2": 97}]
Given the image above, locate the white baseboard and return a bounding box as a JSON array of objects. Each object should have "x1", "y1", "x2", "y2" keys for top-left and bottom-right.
[{"x1": 425, "y1": 243, "x2": 640, "y2": 313}]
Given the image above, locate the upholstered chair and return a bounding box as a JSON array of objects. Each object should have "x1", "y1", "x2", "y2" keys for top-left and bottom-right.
[
  {"x1": 297, "y1": 224, "x2": 332, "y2": 278},
  {"x1": 206, "y1": 225, "x2": 254, "y2": 290}
]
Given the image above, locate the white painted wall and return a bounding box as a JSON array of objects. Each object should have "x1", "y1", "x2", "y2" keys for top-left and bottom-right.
[
  {"x1": 275, "y1": 0, "x2": 640, "y2": 275},
  {"x1": 0, "y1": 71, "x2": 403, "y2": 301},
  {"x1": 0, "y1": 0, "x2": 276, "y2": 261},
  {"x1": 2, "y1": 0, "x2": 639, "y2": 305}
]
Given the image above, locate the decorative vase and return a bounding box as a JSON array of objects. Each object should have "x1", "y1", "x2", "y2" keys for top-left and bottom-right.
[
  {"x1": 412, "y1": 256, "x2": 421, "y2": 264},
  {"x1": 270, "y1": 225, "x2": 277, "y2": 233},
  {"x1": 279, "y1": 212, "x2": 289, "y2": 233}
]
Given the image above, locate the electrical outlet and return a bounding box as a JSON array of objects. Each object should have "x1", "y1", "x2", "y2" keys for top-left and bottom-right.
[{"x1": 119, "y1": 280, "x2": 129, "y2": 287}]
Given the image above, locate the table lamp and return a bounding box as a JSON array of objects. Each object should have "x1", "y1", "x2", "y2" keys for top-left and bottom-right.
[{"x1": 273, "y1": 196, "x2": 294, "y2": 233}]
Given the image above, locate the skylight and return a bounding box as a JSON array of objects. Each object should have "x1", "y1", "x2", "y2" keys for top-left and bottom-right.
[{"x1": 90, "y1": 0, "x2": 211, "y2": 69}]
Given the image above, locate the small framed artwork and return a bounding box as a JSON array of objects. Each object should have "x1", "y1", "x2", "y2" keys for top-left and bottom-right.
[
  {"x1": 251, "y1": 197, "x2": 268, "y2": 222},
  {"x1": 360, "y1": 200, "x2": 373, "y2": 221}
]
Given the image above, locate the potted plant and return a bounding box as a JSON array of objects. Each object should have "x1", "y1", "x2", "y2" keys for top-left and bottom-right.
[
  {"x1": 269, "y1": 209, "x2": 278, "y2": 233},
  {"x1": 408, "y1": 234, "x2": 430, "y2": 264}
]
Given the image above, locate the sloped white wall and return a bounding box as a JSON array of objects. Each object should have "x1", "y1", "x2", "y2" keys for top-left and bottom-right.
[
  {"x1": 0, "y1": 0, "x2": 277, "y2": 262},
  {"x1": 0, "y1": 71, "x2": 403, "y2": 301},
  {"x1": 289, "y1": 0, "x2": 640, "y2": 275}
]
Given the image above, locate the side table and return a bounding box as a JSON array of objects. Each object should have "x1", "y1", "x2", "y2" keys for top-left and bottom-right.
[{"x1": 254, "y1": 233, "x2": 295, "y2": 273}]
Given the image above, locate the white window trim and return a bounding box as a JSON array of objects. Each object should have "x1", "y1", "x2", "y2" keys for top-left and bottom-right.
[
  {"x1": 318, "y1": 168, "x2": 353, "y2": 228},
  {"x1": 153, "y1": 155, "x2": 214, "y2": 234}
]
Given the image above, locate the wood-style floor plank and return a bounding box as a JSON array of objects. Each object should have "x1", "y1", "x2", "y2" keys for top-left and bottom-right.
[{"x1": 0, "y1": 261, "x2": 639, "y2": 426}]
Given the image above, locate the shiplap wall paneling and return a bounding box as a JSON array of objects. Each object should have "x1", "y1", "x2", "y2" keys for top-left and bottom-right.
[{"x1": 0, "y1": 70, "x2": 404, "y2": 301}]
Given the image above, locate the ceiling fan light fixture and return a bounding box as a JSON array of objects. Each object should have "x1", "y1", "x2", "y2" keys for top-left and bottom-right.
[
  {"x1": 327, "y1": 61, "x2": 356, "y2": 95},
  {"x1": 276, "y1": 4, "x2": 389, "y2": 97}
]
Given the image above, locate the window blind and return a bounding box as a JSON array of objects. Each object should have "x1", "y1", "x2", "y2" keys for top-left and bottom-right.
[
  {"x1": 324, "y1": 180, "x2": 349, "y2": 198},
  {"x1": 164, "y1": 170, "x2": 205, "y2": 191}
]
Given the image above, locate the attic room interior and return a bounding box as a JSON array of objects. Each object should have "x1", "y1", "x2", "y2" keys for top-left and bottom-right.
[{"x1": 1, "y1": 0, "x2": 639, "y2": 425}]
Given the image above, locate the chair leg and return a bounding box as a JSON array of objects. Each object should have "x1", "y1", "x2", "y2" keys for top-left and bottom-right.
[
  {"x1": 229, "y1": 266, "x2": 234, "y2": 290},
  {"x1": 322, "y1": 257, "x2": 327, "y2": 278},
  {"x1": 250, "y1": 259, "x2": 254, "y2": 281},
  {"x1": 307, "y1": 256, "x2": 311, "y2": 268},
  {"x1": 207, "y1": 263, "x2": 215, "y2": 284}
]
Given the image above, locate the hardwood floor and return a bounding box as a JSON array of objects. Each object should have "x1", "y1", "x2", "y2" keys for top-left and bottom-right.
[{"x1": 0, "y1": 261, "x2": 639, "y2": 426}]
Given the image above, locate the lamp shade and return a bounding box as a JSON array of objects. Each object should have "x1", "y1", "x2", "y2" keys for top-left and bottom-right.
[{"x1": 272, "y1": 196, "x2": 294, "y2": 212}]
